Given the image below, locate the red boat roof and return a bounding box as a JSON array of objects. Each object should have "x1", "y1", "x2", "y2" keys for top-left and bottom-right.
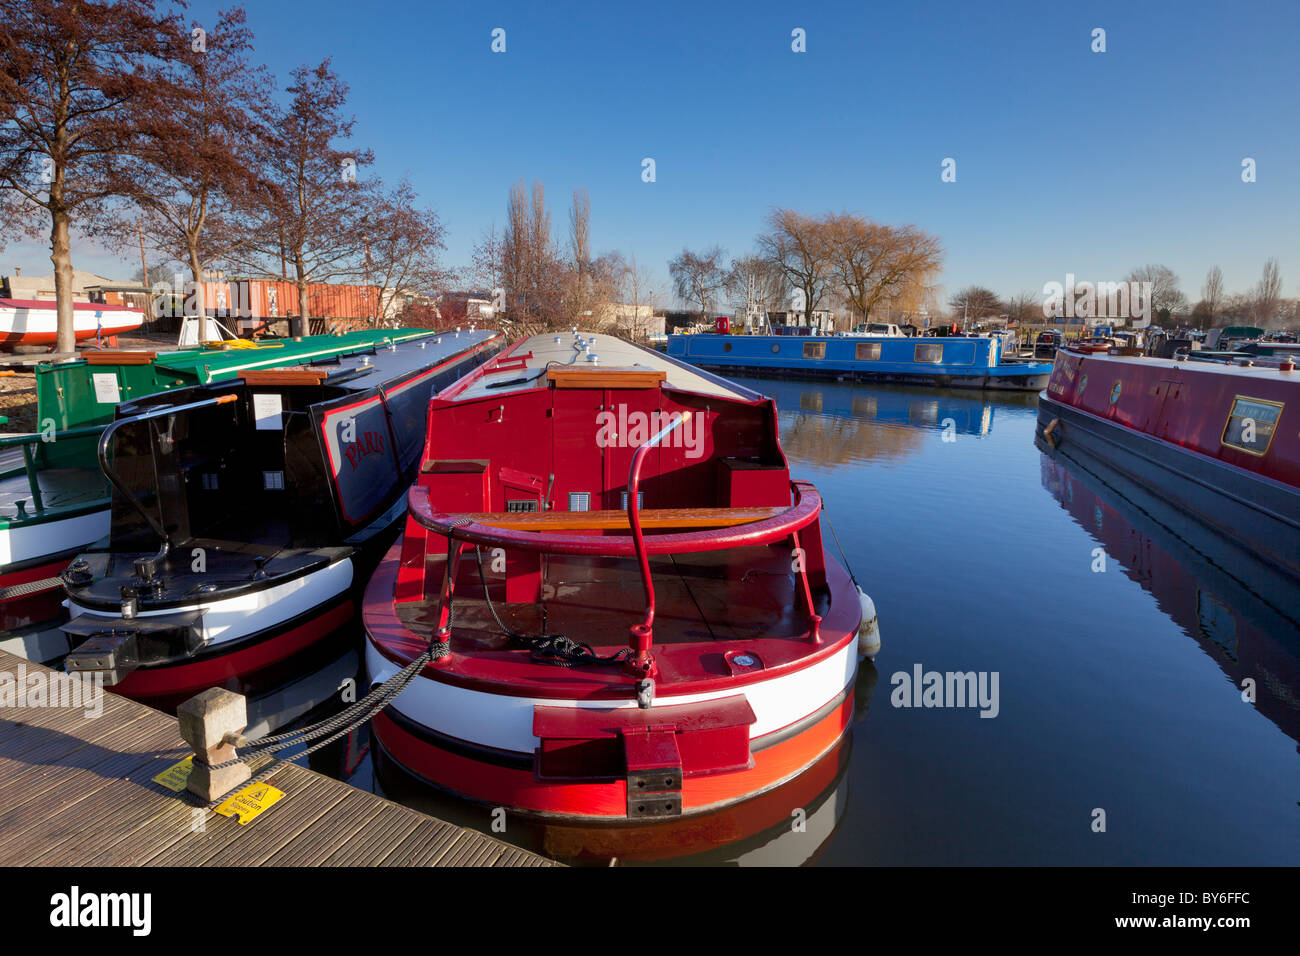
[{"x1": 443, "y1": 331, "x2": 763, "y2": 403}]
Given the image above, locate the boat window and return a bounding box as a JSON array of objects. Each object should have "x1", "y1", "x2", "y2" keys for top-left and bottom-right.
[
  {"x1": 771, "y1": 343, "x2": 781, "y2": 353},
  {"x1": 723, "y1": 342, "x2": 732, "y2": 352},
  {"x1": 1109, "y1": 380, "x2": 1122, "y2": 404},
  {"x1": 506, "y1": 499, "x2": 538, "y2": 512},
  {"x1": 856, "y1": 343, "x2": 881, "y2": 361},
  {"x1": 1077, "y1": 373, "x2": 1088, "y2": 396},
  {"x1": 1221, "y1": 396, "x2": 1282, "y2": 456},
  {"x1": 567, "y1": 492, "x2": 590, "y2": 512},
  {"x1": 915, "y1": 343, "x2": 943, "y2": 364},
  {"x1": 803, "y1": 342, "x2": 826, "y2": 359}
]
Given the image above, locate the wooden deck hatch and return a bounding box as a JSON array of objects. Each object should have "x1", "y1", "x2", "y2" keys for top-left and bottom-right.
[
  {"x1": 467, "y1": 506, "x2": 785, "y2": 532},
  {"x1": 83, "y1": 351, "x2": 158, "y2": 365},
  {"x1": 239, "y1": 367, "x2": 331, "y2": 385},
  {"x1": 546, "y1": 367, "x2": 667, "y2": 389}
]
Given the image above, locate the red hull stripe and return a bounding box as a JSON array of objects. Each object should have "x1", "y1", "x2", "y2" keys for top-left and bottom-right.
[
  {"x1": 372, "y1": 693, "x2": 853, "y2": 819},
  {"x1": 110, "y1": 599, "x2": 354, "y2": 700},
  {"x1": 0, "y1": 557, "x2": 73, "y2": 590}
]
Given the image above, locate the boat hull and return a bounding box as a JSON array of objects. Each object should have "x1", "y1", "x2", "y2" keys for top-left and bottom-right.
[
  {"x1": 1037, "y1": 395, "x2": 1300, "y2": 579},
  {"x1": 364, "y1": 540, "x2": 861, "y2": 823},
  {"x1": 0, "y1": 300, "x2": 143, "y2": 348}
]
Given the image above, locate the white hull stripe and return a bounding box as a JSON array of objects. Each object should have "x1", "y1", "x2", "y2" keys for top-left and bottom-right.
[
  {"x1": 69, "y1": 558, "x2": 353, "y2": 647},
  {"x1": 0, "y1": 509, "x2": 109, "y2": 567},
  {"x1": 366, "y1": 638, "x2": 858, "y2": 754}
]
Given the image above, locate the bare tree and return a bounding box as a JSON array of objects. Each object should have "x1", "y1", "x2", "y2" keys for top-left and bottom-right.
[
  {"x1": 501, "y1": 179, "x2": 565, "y2": 324},
  {"x1": 725, "y1": 254, "x2": 785, "y2": 328},
  {"x1": 1202, "y1": 265, "x2": 1224, "y2": 325},
  {"x1": 240, "y1": 60, "x2": 373, "y2": 335},
  {"x1": 756, "y1": 209, "x2": 832, "y2": 324},
  {"x1": 358, "y1": 179, "x2": 448, "y2": 324},
  {"x1": 949, "y1": 286, "x2": 1004, "y2": 322},
  {"x1": 1253, "y1": 257, "x2": 1282, "y2": 327},
  {"x1": 0, "y1": 0, "x2": 180, "y2": 352},
  {"x1": 1125, "y1": 264, "x2": 1186, "y2": 323},
  {"x1": 669, "y1": 246, "x2": 727, "y2": 322}
]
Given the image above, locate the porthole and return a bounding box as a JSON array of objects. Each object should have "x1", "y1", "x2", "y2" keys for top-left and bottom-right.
[
  {"x1": 1109, "y1": 380, "x2": 1122, "y2": 404},
  {"x1": 771, "y1": 343, "x2": 780, "y2": 354}
]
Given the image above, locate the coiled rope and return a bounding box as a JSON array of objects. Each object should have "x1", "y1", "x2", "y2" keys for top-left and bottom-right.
[{"x1": 472, "y1": 545, "x2": 630, "y2": 668}]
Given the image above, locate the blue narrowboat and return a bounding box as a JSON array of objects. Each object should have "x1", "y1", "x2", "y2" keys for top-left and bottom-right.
[{"x1": 667, "y1": 333, "x2": 1054, "y2": 391}]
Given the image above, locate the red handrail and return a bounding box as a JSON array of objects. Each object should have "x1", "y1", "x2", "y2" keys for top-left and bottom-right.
[
  {"x1": 624, "y1": 412, "x2": 690, "y2": 674},
  {"x1": 408, "y1": 471, "x2": 826, "y2": 675},
  {"x1": 407, "y1": 481, "x2": 821, "y2": 556}
]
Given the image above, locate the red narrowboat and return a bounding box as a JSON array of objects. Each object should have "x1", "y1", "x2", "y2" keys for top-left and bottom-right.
[
  {"x1": 363, "y1": 331, "x2": 880, "y2": 823},
  {"x1": 1037, "y1": 347, "x2": 1300, "y2": 579}
]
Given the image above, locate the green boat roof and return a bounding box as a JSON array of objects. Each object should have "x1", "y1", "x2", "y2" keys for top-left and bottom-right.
[{"x1": 125, "y1": 328, "x2": 435, "y2": 383}]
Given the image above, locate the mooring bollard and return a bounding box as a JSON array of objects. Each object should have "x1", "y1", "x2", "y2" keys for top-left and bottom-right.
[{"x1": 177, "y1": 687, "x2": 251, "y2": 801}]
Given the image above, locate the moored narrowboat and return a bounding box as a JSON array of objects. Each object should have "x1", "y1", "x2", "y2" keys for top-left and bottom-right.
[
  {"x1": 667, "y1": 332, "x2": 1053, "y2": 391},
  {"x1": 56, "y1": 329, "x2": 503, "y2": 716},
  {"x1": 1, "y1": 329, "x2": 438, "y2": 604},
  {"x1": 363, "y1": 331, "x2": 879, "y2": 823},
  {"x1": 1037, "y1": 346, "x2": 1300, "y2": 579}
]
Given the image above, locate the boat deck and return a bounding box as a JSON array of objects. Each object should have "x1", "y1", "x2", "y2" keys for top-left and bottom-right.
[
  {"x1": 0, "y1": 648, "x2": 555, "y2": 866},
  {"x1": 451, "y1": 332, "x2": 755, "y2": 402},
  {"x1": 0, "y1": 465, "x2": 105, "y2": 523},
  {"x1": 376, "y1": 544, "x2": 856, "y2": 695}
]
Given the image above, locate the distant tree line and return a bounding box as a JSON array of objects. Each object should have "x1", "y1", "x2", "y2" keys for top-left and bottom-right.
[
  {"x1": 951, "y1": 258, "x2": 1294, "y2": 330},
  {"x1": 0, "y1": 1, "x2": 448, "y2": 349}
]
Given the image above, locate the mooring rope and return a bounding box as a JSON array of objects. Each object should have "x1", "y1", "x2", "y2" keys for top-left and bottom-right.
[
  {"x1": 472, "y1": 545, "x2": 630, "y2": 668},
  {"x1": 200, "y1": 534, "x2": 625, "y2": 807}
]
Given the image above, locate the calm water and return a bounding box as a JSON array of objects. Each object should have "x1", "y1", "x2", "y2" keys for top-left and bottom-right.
[{"x1": 310, "y1": 375, "x2": 1300, "y2": 865}]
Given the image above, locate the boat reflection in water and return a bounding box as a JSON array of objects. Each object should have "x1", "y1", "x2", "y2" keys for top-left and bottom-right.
[
  {"x1": 1038, "y1": 438, "x2": 1300, "y2": 746},
  {"x1": 748, "y1": 377, "x2": 1017, "y2": 470},
  {"x1": 366, "y1": 661, "x2": 879, "y2": 866}
]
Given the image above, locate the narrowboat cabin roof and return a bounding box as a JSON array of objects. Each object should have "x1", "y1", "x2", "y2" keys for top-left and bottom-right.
[
  {"x1": 1062, "y1": 347, "x2": 1297, "y2": 382},
  {"x1": 445, "y1": 331, "x2": 760, "y2": 403}
]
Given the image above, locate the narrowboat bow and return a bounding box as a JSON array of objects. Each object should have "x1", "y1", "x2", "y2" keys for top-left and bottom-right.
[{"x1": 363, "y1": 331, "x2": 880, "y2": 823}]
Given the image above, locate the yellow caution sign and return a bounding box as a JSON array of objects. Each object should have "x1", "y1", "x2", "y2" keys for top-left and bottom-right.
[
  {"x1": 152, "y1": 756, "x2": 195, "y2": 792},
  {"x1": 214, "y1": 782, "x2": 286, "y2": 825}
]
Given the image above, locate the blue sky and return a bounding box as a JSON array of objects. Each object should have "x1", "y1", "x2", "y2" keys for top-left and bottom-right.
[{"x1": 9, "y1": 0, "x2": 1298, "y2": 307}]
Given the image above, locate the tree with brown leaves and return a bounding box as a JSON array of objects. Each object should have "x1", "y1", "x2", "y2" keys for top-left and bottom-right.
[
  {"x1": 756, "y1": 209, "x2": 833, "y2": 326},
  {"x1": 826, "y1": 213, "x2": 942, "y2": 326},
  {"x1": 107, "y1": 7, "x2": 271, "y2": 341},
  {"x1": 0, "y1": 0, "x2": 180, "y2": 352}
]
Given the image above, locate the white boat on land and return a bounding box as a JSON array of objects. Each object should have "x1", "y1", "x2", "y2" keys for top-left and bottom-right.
[{"x1": 0, "y1": 298, "x2": 144, "y2": 350}]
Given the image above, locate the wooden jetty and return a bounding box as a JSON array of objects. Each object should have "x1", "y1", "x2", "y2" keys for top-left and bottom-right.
[{"x1": 0, "y1": 649, "x2": 556, "y2": 867}]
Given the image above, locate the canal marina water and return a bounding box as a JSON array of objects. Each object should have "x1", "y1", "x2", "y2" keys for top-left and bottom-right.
[{"x1": 307, "y1": 374, "x2": 1299, "y2": 865}]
